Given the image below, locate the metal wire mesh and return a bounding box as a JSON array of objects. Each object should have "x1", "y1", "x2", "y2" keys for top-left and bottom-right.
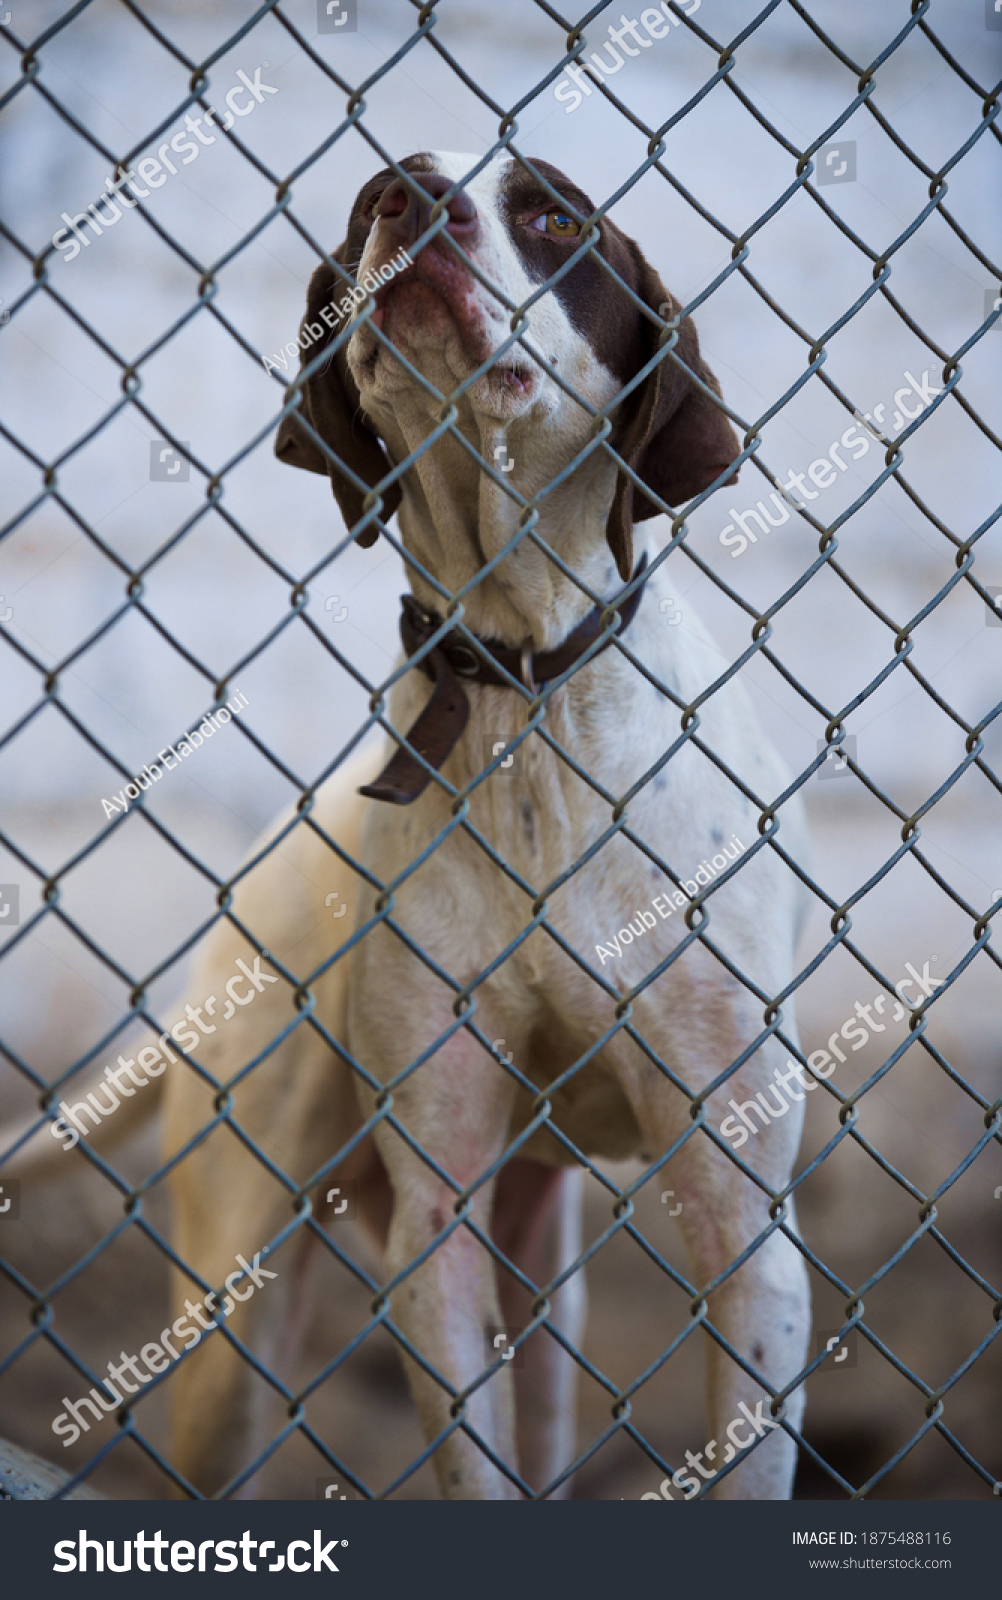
[{"x1": 0, "y1": 0, "x2": 1000, "y2": 1501}]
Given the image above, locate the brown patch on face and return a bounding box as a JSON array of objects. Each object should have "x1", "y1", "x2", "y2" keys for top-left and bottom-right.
[
  {"x1": 500, "y1": 157, "x2": 646, "y2": 384},
  {"x1": 499, "y1": 155, "x2": 741, "y2": 579}
]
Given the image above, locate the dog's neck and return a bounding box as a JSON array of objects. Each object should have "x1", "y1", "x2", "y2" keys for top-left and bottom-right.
[{"x1": 365, "y1": 376, "x2": 627, "y2": 653}]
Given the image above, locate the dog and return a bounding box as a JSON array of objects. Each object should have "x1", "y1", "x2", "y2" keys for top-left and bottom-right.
[{"x1": 17, "y1": 151, "x2": 814, "y2": 1500}]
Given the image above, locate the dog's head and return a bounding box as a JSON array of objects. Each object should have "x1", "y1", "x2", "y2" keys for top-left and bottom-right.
[{"x1": 277, "y1": 151, "x2": 740, "y2": 581}]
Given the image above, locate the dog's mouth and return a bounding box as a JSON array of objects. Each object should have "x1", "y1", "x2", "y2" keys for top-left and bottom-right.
[
  {"x1": 494, "y1": 359, "x2": 534, "y2": 395},
  {"x1": 349, "y1": 253, "x2": 539, "y2": 403}
]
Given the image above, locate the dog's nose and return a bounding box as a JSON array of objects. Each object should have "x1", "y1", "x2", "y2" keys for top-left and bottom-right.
[{"x1": 374, "y1": 172, "x2": 479, "y2": 253}]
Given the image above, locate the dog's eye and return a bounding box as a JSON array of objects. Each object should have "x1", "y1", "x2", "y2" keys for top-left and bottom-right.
[{"x1": 530, "y1": 209, "x2": 580, "y2": 238}]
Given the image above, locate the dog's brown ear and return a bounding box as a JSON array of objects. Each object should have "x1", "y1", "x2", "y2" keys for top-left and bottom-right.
[
  {"x1": 606, "y1": 254, "x2": 741, "y2": 581},
  {"x1": 275, "y1": 248, "x2": 401, "y2": 546}
]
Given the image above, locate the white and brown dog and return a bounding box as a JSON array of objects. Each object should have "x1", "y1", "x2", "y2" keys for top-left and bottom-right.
[{"x1": 29, "y1": 152, "x2": 816, "y2": 1500}]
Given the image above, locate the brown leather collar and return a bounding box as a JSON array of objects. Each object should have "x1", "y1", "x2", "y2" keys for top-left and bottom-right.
[{"x1": 359, "y1": 554, "x2": 650, "y2": 805}]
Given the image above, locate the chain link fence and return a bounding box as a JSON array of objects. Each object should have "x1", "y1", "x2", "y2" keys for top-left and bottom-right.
[{"x1": 0, "y1": 0, "x2": 1000, "y2": 1501}]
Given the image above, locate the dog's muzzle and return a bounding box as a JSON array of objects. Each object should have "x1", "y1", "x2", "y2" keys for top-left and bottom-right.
[{"x1": 359, "y1": 555, "x2": 650, "y2": 804}]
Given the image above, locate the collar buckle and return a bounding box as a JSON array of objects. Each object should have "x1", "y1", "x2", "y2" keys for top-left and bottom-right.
[{"x1": 448, "y1": 642, "x2": 481, "y2": 677}]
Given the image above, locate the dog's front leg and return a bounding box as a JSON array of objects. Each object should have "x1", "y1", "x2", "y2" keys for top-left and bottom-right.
[
  {"x1": 641, "y1": 1070, "x2": 810, "y2": 1500},
  {"x1": 365, "y1": 1030, "x2": 521, "y2": 1500},
  {"x1": 678, "y1": 1181, "x2": 809, "y2": 1500}
]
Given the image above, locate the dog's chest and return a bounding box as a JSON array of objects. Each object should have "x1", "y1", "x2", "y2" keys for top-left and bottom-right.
[{"x1": 453, "y1": 679, "x2": 688, "y2": 887}]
